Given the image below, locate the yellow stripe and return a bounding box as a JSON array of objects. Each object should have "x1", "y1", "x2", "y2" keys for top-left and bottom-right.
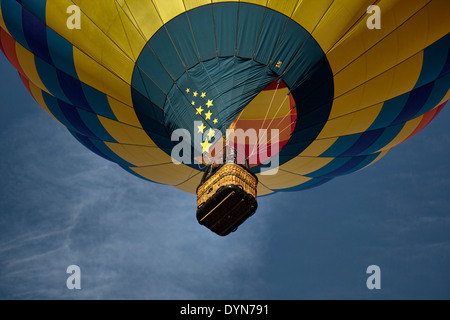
[
  {"x1": 312, "y1": 0, "x2": 374, "y2": 53},
  {"x1": 47, "y1": 0, "x2": 137, "y2": 106},
  {"x1": 174, "y1": 173, "x2": 203, "y2": 194},
  {"x1": 132, "y1": 163, "x2": 199, "y2": 186},
  {"x1": 46, "y1": 0, "x2": 78, "y2": 42},
  {"x1": 73, "y1": 47, "x2": 133, "y2": 106},
  {"x1": 380, "y1": 116, "x2": 423, "y2": 151},
  {"x1": 318, "y1": 103, "x2": 383, "y2": 139},
  {"x1": 279, "y1": 156, "x2": 334, "y2": 176},
  {"x1": 257, "y1": 182, "x2": 274, "y2": 197},
  {"x1": 0, "y1": 3, "x2": 9, "y2": 34},
  {"x1": 267, "y1": 0, "x2": 298, "y2": 17},
  {"x1": 422, "y1": 0, "x2": 450, "y2": 49},
  {"x1": 107, "y1": 96, "x2": 142, "y2": 127},
  {"x1": 257, "y1": 170, "x2": 311, "y2": 190},
  {"x1": 327, "y1": 0, "x2": 430, "y2": 73},
  {"x1": 359, "y1": 149, "x2": 390, "y2": 171},
  {"x1": 332, "y1": 52, "x2": 423, "y2": 118},
  {"x1": 438, "y1": 89, "x2": 450, "y2": 106},
  {"x1": 184, "y1": 0, "x2": 213, "y2": 11},
  {"x1": 104, "y1": 143, "x2": 174, "y2": 167},
  {"x1": 329, "y1": 0, "x2": 450, "y2": 101},
  {"x1": 15, "y1": 43, "x2": 48, "y2": 93},
  {"x1": 50, "y1": 0, "x2": 143, "y2": 69},
  {"x1": 28, "y1": 81, "x2": 59, "y2": 122},
  {"x1": 241, "y1": 0, "x2": 267, "y2": 6},
  {"x1": 98, "y1": 116, "x2": 155, "y2": 146},
  {"x1": 291, "y1": 0, "x2": 334, "y2": 34},
  {"x1": 118, "y1": 0, "x2": 163, "y2": 41},
  {"x1": 298, "y1": 137, "x2": 339, "y2": 157},
  {"x1": 238, "y1": 88, "x2": 291, "y2": 119},
  {"x1": 151, "y1": 0, "x2": 185, "y2": 24}
]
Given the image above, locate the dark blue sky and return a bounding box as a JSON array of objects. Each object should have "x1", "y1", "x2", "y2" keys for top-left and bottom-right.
[{"x1": 0, "y1": 53, "x2": 449, "y2": 300}]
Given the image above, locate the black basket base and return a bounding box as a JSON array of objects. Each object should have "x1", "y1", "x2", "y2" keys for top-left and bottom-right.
[{"x1": 197, "y1": 185, "x2": 258, "y2": 237}]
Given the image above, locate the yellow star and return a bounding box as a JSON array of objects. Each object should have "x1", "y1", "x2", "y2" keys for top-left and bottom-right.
[
  {"x1": 196, "y1": 106, "x2": 204, "y2": 115},
  {"x1": 193, "y1": 91, "x2": 198, "y2": 97},
  {"x1": 213, "y1": 119, "x2": 219, "y2": 124},
  {"x1": 205, "y1": 110, "x2": 213, "y2": 120},
  {"x1": 198, "y1": 122, "x2": 206, "y2": 134},
  {"x1": 186, "y1": 88, "x2": 190, "y2": 93},
  {"x1": 191, "y1": 101, "x2": 195, "y2": 106},
  {"x1": 206, "y1": 99, "x2": 214, "y2": 108},
  {"x1": 201, "y1": 92, "x2": 207, "y2": 98},
  {"x1": 201, "y1": 140, "x2": 212, "y2": 154},
  {"x1": 207, "y1": 129, "x2": 216, "y2": 141}
]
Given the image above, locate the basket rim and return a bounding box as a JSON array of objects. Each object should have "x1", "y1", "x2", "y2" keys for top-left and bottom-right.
[{"x1": 196, "y1": 163, "x2": 259, "y2": 194}]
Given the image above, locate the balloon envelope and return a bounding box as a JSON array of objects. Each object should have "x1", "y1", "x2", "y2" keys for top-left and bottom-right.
[{"x1": 0, "y1": 0, "x2": 449, "y2": 196}]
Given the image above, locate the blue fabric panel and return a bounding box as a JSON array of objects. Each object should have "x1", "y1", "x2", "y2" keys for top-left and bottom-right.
[
  {"x1": 320, "y1": 134, "x2": 363, "y2": 157},
  {"x1": 134, "y1": 109, "x2": 169, "y2": 140},
  {"x1": 213, "y1": 2, "x2": 238, "y2": 57},
  {"x1": 132, "y1": 87, "x2": 172, "y2": 153},
  {"x1": 81, "y1": 84, "x2": 117, "y2": 120},
  {"x1": 135, "y1": 107, "x2": 173, "y2": 154},
  {"x1": 77, "y1": 108, "x2": 116, "y2": 142},
  {"x1": 416, "y1": 72, "x2": 450, "y2": 115},
  {"x1": 287, "y1": 121, "x2": 325, "y2": 146},
  {"x1": 187, "y1": 5, "x2": 216, "y2": 62},
  {"x1": 279, "y1": 55, "x2": 334, "y2": 160},
  {"x1": 236, "y1": 3, "x2": 266, "y2": 59},
  {"x1": 320, "y1": 155, "x2": 369, "y2": 178},
  {"x1": 20, "y1": 0, "x2": 47, "y2": 23},
  {"x1": 253, "y1": 7, "x2": 289, "y2": 65},
  {"x1": 119, "y1": 165, "x2": 164, "y2": 184},
  {"x1": 165, "y1": 13, "x2": 199, "y2": 70},
  {"x1": 164, "y1": 57, "x2": 276, "y2": 137},
  {"x1": 131, "y1": 87, "x2": 166, "y2": 125},
  {"x1": 134, "y1": 44, "x2": 173, "y2": 107},
  {"x1": 42, "y1": 91, "x2": 78, "y2": 133},
  {"x1": 306, "y1": 157, "x2": 351, "y2": 178},
  {"x1": 70, "y1": 131, "x2": 116, "y2": 164},
  {"x1": 87, "y1": 138, "x2": 134, "y2": 167},
  {"x1": 149, "y1": 27, "x2": 185, "y2": 81},
  {"x1": 337, "y1": 153, "x2": 381, "y2": 176},
  {"x1": 440, "y1": 39, "x2": 450, "y2": 77},
  {"x1": 133, "y1": 67, "x2": 169, "y2": 109},
  {"x1": 34, "y1": 57, "x2": 69, "y2": 102},
  {"x1": 46, "y1": 28, "x2": 78, "y2": 79},
  {"x1": 391, "y1": 83, "x2": 434, "y2": 125},
  {"x1": 359, "y1": 123, "x2": 404, "y2": 155},
  {"x1": 288, "y1": 64, "x2": 333, "y2": 137},
  {"x1": 281, "y1": 177, "x2": 333, "y2": 192},
  {"x1": 269, "y1": 20, "x2": 314, "y2": 77},
  {"x1": 21, "y1": 8, "x2": 53, "y2": 65},
  {"x1": 276, "y1": 141, "x2": 311, "y2": 159},
  {"x1": 368, "y1": 93, "x2": 410, "y2": 130},
  {"x1": 415, "y1": 34, "x2": 449, "y2": 89},
  {"x1": 56, "y1": 69, "x2": 93, "y2": 112},
  {"x1": 339, "y1": 128, "x2": 385, "y2": 157},
  {"x1": 57, "y1": 100, "x2": 96, "y2": 138},
  {"x1": 1, "y1": 0, "x2": 31, "y2": 50}
]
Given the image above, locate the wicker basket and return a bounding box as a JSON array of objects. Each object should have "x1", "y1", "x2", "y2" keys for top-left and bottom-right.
[{"x1": 196, "y1": 163, "x2": 258, "y2": 236}]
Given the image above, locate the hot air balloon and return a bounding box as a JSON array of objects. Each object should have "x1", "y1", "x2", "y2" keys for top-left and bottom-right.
[{"x1": 0, "y1": 0, "x2": 449, "y2": 235}]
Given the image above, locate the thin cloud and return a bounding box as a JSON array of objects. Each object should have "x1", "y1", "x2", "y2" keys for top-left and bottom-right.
[{"x1": 0, "y1": 107, "x2": 270, "y2": 300}]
